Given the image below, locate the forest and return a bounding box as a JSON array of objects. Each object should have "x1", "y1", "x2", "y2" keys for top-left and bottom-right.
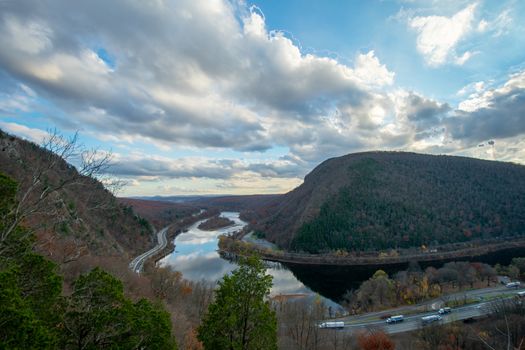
[{"x1": 290, "y1": 154, "x2": 525, "y2": 253}]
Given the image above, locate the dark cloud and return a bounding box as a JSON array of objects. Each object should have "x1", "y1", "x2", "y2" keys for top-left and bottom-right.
[
  {"x1": 109, "y1": 155, "x2": 305, "y2": 180},
  {"x1": 405, "y1": 92, "x2": 450, "y2": 129},
  {"x1": 447, "y1": 73, "x2": 525, "y2": 142}
]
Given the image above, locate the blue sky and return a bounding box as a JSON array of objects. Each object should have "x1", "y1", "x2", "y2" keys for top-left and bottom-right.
[{"x1": 0, "y1": 0, "x2": 524, "y2": 196}]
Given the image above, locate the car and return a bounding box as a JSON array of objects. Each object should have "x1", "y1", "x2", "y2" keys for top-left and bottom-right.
[
  {"x1": 438, "y1": 307, "x2": 452, "y2": 314},
  {"x1": 506, "y1": 281, "x2": 521, "y2": 288}
]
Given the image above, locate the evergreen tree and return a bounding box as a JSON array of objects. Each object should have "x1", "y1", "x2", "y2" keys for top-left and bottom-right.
[
  {"x1": 0, "y1": 173, "x2": 177, "y2": 349},
  {"x1": 0, "y1": 173, "x2": 63, "y2": 348},
  {"x1": 197, "y1": 256, "x2": 277, "y2": 350},
  {"x1": 62, "y1": 267, "x2": 177, "y2": 349}
]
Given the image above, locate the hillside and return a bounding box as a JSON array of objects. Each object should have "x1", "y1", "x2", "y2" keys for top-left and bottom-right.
[
  {"x1": 118, "y1": 198, "x2": 199, "y2": 229},
  {"x1": 138, "y1": 194, "x2": 282, "y2": 212},
  {"x1": 0, "y1": 130, "x2": 155, "y2": 261},
  {"x1": 253, "y1": 152, "x2": 525, "y2": 253}
]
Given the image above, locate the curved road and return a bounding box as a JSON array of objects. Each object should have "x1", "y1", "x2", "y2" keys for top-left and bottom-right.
[
  {"x1": 129, "y1": 226, "x2": 170, "y2": 273},
  {"x1": 322, "y1": 287, "x2": 524, "y2": 334}
]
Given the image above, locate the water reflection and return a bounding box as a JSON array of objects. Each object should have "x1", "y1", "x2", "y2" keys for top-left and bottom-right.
[{"x1": 159, "y1": 212, "x2": 313, "y2": 297}]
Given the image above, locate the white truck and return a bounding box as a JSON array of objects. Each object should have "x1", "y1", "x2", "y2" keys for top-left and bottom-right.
[
  {"x1": 319, "y1": 321, "x2": 345, "y2": 329},
  {"x1": 438, "y1": 307, "x2": 452, "y2": 314},
  {"x1": 386, "y1": 315, "x2": 404, "y2": 324},
  {"x1": 506, "y1": 281, "x2": 521, "y2": 288},
  {"x1": 421, "y1": 315, "x2": 442, "y2": 325}
]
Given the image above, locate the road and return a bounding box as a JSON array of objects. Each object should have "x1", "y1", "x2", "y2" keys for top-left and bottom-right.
[
  {"x1": 129, "y1": 226, "x2": 170, "y2": 273},
  {"x1": 323, "y1": 287, "x2": 523, "y2": 335}
]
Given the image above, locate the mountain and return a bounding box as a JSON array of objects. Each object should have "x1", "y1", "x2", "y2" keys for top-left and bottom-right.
[
  {"x1": 117, "y1": 197, "x2": 199, "y2": 229},
  {"x1": 0, "y1": 130, "x2": 154, "y2": 262},
  {"x1": 253, "y1": 152, "x2": 525, "y2": 253},
  {"x1": 136, "y1": 194, "x2": 282, "y2": 212}
]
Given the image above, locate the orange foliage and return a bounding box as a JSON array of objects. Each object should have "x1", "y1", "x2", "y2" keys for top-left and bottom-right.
[
  {"x1": 358, "y1": 330, "x2": 395, "y2": 350},
  {"x1": 183, "y1": 327, "x2": 203, "y2": 350},
  {"x1": 181, "y1": 284, "x2": 193, "y2": 296}
]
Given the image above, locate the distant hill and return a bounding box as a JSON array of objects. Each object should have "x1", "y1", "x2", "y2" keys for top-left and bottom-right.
[
  {"x1": 0, "y1": 130, "x2": 154, "y2": 262},
  {"x1": 137, "y1": 194, "x2": 282, "y2": 212},
  {"x1": 253, "y1": 152, "x2": 525, "y2": 253},
  {"x1": 118, "y1": 197, "x2": 199, "y2": 229}
]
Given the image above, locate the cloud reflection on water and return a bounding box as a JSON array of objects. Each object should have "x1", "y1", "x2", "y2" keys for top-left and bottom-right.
[{"x1": 159, "y1": 212, "x2": 311, "y2": 295}]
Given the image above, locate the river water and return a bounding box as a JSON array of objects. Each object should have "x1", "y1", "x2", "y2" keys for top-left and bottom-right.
[
  {"x1": 158, "y1": 211, "x2": 525, "y2": 304},
  {"x1": 159, "y1": 212, "x2": 342, "y2": 309}
]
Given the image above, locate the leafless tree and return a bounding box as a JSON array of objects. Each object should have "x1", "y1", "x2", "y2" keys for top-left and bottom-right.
[
  {"x1": 1, "y1": 129, "x2": 114, "y2": 255},
  {"x1": 476, "y1": 298, "x2": 525, "y2": 350}
]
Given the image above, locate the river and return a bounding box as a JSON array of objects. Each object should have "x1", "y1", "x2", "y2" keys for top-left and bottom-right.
[
  {"x1": 158, "y1": 211, "x2": 525, "y2": 304},
  {"x1": 158, "y1": 212, "x2": 343, "y2": 310}
]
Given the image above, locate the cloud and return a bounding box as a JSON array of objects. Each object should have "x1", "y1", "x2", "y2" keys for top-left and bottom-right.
[
  {"x1": 0, "y1": 0, "x2": 396, "y2": 156},
  {"x1": 457, "y1": 80, "x2": 485, "y2": 96},
  {"x1": 109, "y1": 153, "x2": 307, "y2": 180},
  {"x1": 447, "y1": 70, "x2": 525, "y2": 143},
  {"x1": 477, "y1": 19, "x2": 488, "y2": 32},
  {"x1": 1, "y1": 0, "x2": 524, "y2": 195},
  {"x1": 409, "y1": 3, "x2": 477, "y2": 66},
  {"x1": 0, "y1": 122, "x2": 48, "y2": 143},
  {"x1": 395, "y1": 91, "x2": 450, "y2": 130},
  {"x1": 476, "y1": 8, "x2": 512, "y2": 37}
]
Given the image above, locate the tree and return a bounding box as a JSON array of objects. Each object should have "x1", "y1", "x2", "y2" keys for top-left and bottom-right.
[
  {"x1": 62, "y1": 267, "x2": 177, "y2": 349},
  {"x1": 0, "y1": 129, "x2": 114, "y2": 255},
  {"x1": 276, "y1": 297, "x2": 327, "y2": 350},
  {"x1": 355, "y1": 270, "x2": 395, "y2": 311},
  {"x1": 357, "y1": 330, "x2": 395, "y2": 350},
  {"x1": 62, "y1": 267, "x2": 131, "y2": 349},
  {"x1": 0, "y1": 173, "x2": 176, "y2": 349},
  {"x1": 0, "y1": 173, "x2": 63, "y2": 348},
  {"x1": 127, "y1": 299, "x2": 178, "y2": 350},
  {"x1": 197, "y1": 256, "x2": 277, "y2": 350}
]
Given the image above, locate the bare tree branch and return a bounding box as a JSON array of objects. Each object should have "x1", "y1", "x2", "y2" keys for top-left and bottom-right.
[{"x1": 0, "y1": 129, "x2": 118, "y2": 254}]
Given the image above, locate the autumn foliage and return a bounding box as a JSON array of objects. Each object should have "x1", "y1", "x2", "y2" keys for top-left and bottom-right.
[{"x1": 357, "y1": 331, "x2": 395, "y2": 350}]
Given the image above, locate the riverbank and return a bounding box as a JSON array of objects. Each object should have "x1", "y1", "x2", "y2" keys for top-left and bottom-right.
[
  {"x1": 139, "y1": 210, "x2": 217, "y2": 271},
  {"x1": 218, "y1": 235, "x2": 525, "y2": 267}
]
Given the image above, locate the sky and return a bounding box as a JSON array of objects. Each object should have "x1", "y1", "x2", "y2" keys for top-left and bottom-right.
[{"x1": 0, "y1": 0, "x2": 524, "y2": 196}]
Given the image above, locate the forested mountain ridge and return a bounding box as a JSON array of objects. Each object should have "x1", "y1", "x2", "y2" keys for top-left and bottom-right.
[
  {"x1": 0, "y1": 130, "x2": 154, "y2": 261},
  {"x1": 253, "y1": 152, "x2": 525, "y2": 253}
]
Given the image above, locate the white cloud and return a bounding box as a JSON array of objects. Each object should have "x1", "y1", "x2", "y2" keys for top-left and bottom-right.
[
  {"x1": 409, "y1": 3, "x2": 477, "y2": 66},
  {"x1": 1, "y1": 0, "x2": 524, "y2": 195},
  {"x1": 354, "y1": 51, "x2": 395, "y2": 87},
  {"x1": 457, "y1": 80, "x2": 486, "y2": 96},
  {"x1": 475, "y1": 8, "x2": 512, "y2": 37},
  {"x1": 0, "y1": 122, "x2": 48, "y2": 143},
  {"x1": 477, "y1": 19, "x2": 488, "y2": 32},
  {"x1": 454, "y1": 50, "x2": 473, "y2": 65},
  {"x1": 492, "y1": 9, "x2": 512, "y2": 37},
  {"x1": 0, "y1": 0, "x2": 397, "y2": 161}
]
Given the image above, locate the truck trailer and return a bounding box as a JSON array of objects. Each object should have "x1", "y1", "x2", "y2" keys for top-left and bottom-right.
[
  {"x1": 319, "y1": 321, "x2": 345, "y2": 329},
  {"x1": 386, "y1": 315, "x2": 404, "y2": 324},
  {"x1": 421, "y1": 315, "x2": 442, "y2": 325}
]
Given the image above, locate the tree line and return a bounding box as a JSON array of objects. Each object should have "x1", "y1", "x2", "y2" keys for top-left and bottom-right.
[
  {"x1": 341, "y1": 259, "x2": 511, "y2": 313},
  {"x1": 291, "y1": 155, "x2": 525, "y2": 253}
]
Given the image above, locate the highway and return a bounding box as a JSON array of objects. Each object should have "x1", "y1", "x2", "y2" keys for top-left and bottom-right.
[
  {"x1": 322, "y1": 287, "x2": 524, "y2": 335},
  {"x1": 129, "y1": 226, "x2": 170, "y2": 273}
]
